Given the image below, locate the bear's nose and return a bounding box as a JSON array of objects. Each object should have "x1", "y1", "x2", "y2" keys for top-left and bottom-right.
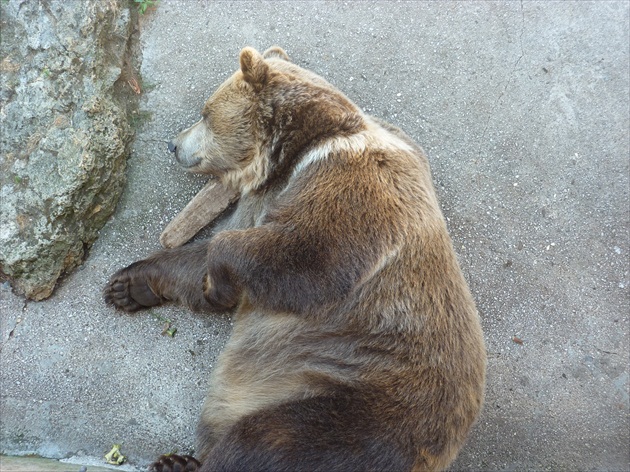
[{"x1": 167, "y1": 141, "x2": 177, "y2": 153}]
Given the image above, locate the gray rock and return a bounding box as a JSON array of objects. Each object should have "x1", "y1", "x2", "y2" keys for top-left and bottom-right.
[{"x1": 0, "y1": 0, "x2": 135, "y2": 300}]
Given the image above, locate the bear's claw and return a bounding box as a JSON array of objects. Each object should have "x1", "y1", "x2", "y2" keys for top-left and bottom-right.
[{"x1": 149, "y1": 454, "x2": 201, "y2": 472}]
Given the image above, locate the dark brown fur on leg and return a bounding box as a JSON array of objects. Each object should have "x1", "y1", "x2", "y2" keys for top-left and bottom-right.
[
  {"x1": 104, "y1": 241, "x2": 214, "y2": 313},
  {"x1": 200, "y1": 391, "x2": 414, "y2": 472}
]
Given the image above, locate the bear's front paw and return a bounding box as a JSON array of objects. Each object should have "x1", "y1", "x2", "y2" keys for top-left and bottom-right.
[
  {"x1": 149, "y1": 454, "x2": 201, "y2": 472},
  {"x1": 104, "y1": 262, "x2": 163, "y2": 312}
]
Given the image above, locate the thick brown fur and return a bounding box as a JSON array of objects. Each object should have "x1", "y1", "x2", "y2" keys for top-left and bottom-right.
[{"x1": 105, "y1": 46, "x2": 486, "y2": 472}]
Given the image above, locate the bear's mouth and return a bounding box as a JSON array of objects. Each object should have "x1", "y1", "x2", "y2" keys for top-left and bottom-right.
[{"x1": 175, "y1": 154, "x2": 202, "y2": 170}]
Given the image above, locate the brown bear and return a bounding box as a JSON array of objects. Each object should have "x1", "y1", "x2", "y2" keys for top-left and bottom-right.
[{"x1": 104, "y1": 46, "x2": 486, "y2": 472}]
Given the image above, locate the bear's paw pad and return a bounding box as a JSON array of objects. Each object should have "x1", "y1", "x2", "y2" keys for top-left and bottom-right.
[{"x1": 104, "y1": 267, "x2": 161, "y2": 312}]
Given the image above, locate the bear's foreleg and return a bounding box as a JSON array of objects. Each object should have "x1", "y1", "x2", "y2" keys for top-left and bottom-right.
[
  {"x1": 201, "y1": 225, "x2": 377, "y2": 316},
  {"x1": 104, "y1": 241, "x2": 213, "y2": 312}
]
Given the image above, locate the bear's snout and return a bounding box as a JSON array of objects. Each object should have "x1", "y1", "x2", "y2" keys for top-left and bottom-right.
[{"x1": 167, "y1": 141, "x2": 177, "y2": 153}]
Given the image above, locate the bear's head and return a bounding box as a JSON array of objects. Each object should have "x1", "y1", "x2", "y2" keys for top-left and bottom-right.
[
  {"x1": 167, "y1": 47, "x2": 283, "y2": 192},
  {"x1": 168, "y1": 46, "x2": 363, "y2": 194}
]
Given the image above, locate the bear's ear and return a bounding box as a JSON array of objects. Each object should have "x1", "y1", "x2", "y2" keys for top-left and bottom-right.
[
  {"x1": 263, "y1": 46, "x2": 290, "y2": 62},
  {"x1": 240, "y1": 47, "x2": 269, "y2": 90}
]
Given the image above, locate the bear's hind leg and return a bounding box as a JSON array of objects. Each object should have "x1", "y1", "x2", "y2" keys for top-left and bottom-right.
[{"x1": 200, "y1": 392, "x2": 414, "y2": 472}]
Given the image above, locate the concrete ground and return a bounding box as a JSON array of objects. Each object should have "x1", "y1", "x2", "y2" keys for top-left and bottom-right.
[{"x1": 1, "y1": 1, "x2": 628, "y2": 470}]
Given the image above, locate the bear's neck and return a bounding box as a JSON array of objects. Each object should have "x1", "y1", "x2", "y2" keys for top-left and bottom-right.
[{"x1": 257, "y1": 89, "x2": 366, "y2": 192}]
